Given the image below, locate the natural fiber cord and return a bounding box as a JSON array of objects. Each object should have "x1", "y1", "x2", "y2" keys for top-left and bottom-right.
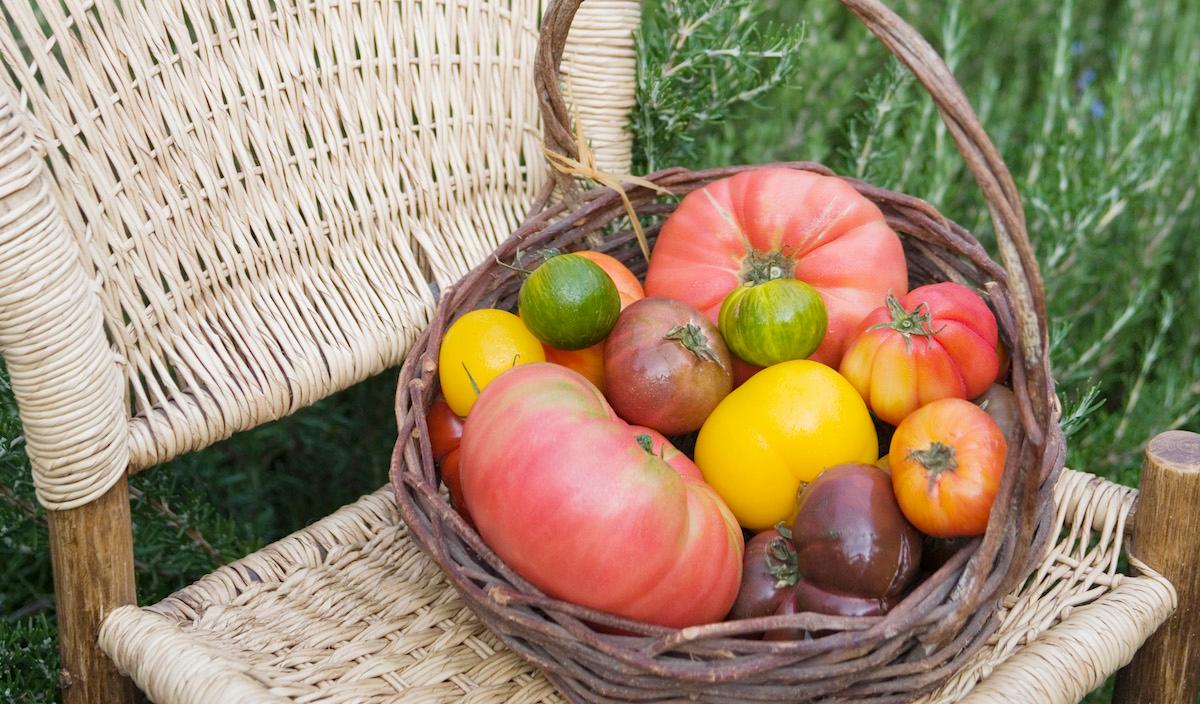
[
  {"x1": 0, "y1": 0, "x2": 638, "y2": 507},
  {"x1": 99, "y1": 470, "x2": 1173, "y2": 703}
]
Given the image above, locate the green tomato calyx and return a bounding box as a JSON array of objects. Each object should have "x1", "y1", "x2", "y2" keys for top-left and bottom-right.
[
  {"x1": 907, "y1": 441, "x2": 959, "y2": 492},
  {"x1": 766, "y1": 524, "x2": 799, "y2": 588},
  {"x1": 664, "y1": 323, "x2": 726, "y2": 370},
  {"x1": 740, "y1": 249, "x2": 794, "y2": 286},
  {"x1": 871, "y1": 294, "x2": 945, "y2": 346},
  {"x1": 635, "y1": 433, "x2": 654, "y2": 453}
]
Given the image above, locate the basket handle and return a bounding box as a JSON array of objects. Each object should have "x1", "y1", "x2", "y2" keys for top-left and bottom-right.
[{"x1": 534, "y1": 0, "x2": 1055, "y2": 428}]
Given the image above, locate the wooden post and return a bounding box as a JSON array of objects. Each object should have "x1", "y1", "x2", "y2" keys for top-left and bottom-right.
[
  {"x1": 47, "y1": 477, "x2": 138, "y2": 704},
  {"x1": 1114, "y1": 430, "x2": 1200, "y2": 704}
]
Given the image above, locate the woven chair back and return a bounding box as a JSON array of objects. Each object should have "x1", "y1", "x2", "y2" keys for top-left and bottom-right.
[{"x1": 0, "y1": 0, "x2": 637, "y2": 509}]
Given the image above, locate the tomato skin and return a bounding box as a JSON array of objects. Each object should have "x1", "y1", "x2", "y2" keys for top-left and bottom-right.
[
  {"x1": 840, "y1": 282, "x2": 1000, "y2": 426},
  {"x1": 427, "y1": 398, "x2": 464, "y2": 461},
  {"x1": 426, "y1": 398, "x2": 470, "y2": 519},
  {"x1": 575, "y1": 250, "x2": 645, "y2": 310},
  {"x1": 890, "y1": 398, "x2": 1007, "y2": 538},
  {"x1": 460, "y1": 363, "x2": 744, "y2": 628},
  {"x1": 439, "y1": 309, "x2": 545, "y2": 416},
  {"x1": 790, "y1": 463, "x2": 921, "y2": 599},
  {"x1": 604, "y1": 298, "x2": 733, "y2": 435},
  {"x1": 542, "y1": 342, "x2": 607, "y2": 393},
  {"x1": 718, "y1": 279, "x2": 828, "y2": 367},
  {"x1": 695, "y1": 360, "x2": 878, "y2": 531},
  {"x1": 519, "y1": 254, "x2": 621, "y2": 350},
  {"x1": 644, "y1": 168, "x2": 908, "y2": 366},
  {"x1": 730, "y1": 528, "x2": 797, "y2": 620}
]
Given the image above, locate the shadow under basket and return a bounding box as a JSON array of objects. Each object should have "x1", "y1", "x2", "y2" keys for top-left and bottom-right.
[{"x1": 391, "y1": 0, "x2": 1066, "y2": 700}]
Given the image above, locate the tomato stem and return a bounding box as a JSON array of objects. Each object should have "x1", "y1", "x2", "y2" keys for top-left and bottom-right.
[
  {"x1": 765, "y1": 533, "x2": 799, "y2": 588},
  {"x1": 740, "y1": 249, "x2": 794, "y2": 286},
  {"x1": 869, "y1": 293, "x2": 946, "y2": 350},
  {"x1": 907, "y1": 441, "x2": 958, "y2": 493},
  {"x1": 664, "y1": 323, "x2": 726, "y2": 370}
]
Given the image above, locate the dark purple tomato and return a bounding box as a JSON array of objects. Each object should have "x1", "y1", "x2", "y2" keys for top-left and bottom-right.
[
  {"x1": 792, "y1": 577, "x2": 896, "y2": 618},
  {"x1": 604, "y1": 297, "x2": 733, "y2": 434},
  {"x1": 762, "y1": 591, "x2": 809, "y2": 642},
  {"x1": 791, "y1": 463, "x2": 922, "y2": 598},
  {"x1": 730, "y1": 528, "x2": 797, "y2": 620}
]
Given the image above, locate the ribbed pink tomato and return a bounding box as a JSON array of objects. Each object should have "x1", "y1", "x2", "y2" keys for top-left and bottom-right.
[
  {"x1": 459, "y1": 363, "x2": 743, "y2": 628},
  {"x1": 840, "y1": 282, "x2": 1000, "y2": 426},
  {"x1": 643, "y1": 168, "x2": 908, "y2": 366}
]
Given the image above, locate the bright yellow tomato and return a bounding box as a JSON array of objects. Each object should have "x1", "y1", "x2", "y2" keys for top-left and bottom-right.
[
  {"x1": 694, "y1": 360, "x2": 878, "y2": 531},
  {"x1": 439, "y1": 309, "x2": 545, "y2": 416}
]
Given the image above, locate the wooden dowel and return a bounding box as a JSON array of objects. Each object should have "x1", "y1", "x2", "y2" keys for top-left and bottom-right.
[
  {"x1": 1114, "y1": 430, "x2": 1200, "y2": 704},
  {"x1": 47, "y1": 476, "x2": 138, "y2": 704}
]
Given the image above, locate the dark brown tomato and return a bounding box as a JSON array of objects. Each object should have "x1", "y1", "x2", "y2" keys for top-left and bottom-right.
[
  {"x1": 729, "y1": 528, "x2": 798, "y2": 620},
  {"x1": 791, "y1": 463, "x2": 922, "y2": 598},
  {"x1": 440, "y1": 448, "x2": 473, "y2": 526},
  {"x1": 792, "y1": 577, "x2": 896, "y2": 618},
  {"x1": 604, "y1": 297, "x2": 733, "y2": 435},
  {"x1": 974, "y1": 384, "x2": 1020, "y2": 446}
]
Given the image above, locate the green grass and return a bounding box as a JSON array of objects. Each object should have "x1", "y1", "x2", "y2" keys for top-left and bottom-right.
[{"x1": 2, "y1": 0, "x2": 1198, "y2": 701}]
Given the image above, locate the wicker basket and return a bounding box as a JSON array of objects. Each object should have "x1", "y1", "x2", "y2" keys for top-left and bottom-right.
[{"x1": 391, "y1": 0, "x2": 1066, "y2": 700}]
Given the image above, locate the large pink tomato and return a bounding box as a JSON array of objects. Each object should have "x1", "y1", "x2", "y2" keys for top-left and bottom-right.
[
  {"x1": 459, "y1": 363, "x2": 744, "y2": 628},
  {"x1": 644, "y1": 168, "x2": 908, "y2": 366}
]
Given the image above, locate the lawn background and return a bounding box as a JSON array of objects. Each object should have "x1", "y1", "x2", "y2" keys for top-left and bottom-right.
[{"x1": 2, "y1": 0, "x2": 1198, "y2": 701}]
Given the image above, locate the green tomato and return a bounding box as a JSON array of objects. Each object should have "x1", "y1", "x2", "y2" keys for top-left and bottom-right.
[
  {"x1": 718, "y1": 279, "x2": 828, "y2": 367},
  {"x1": 519, "y1": 254, "x2": 621, "y2": 350}
]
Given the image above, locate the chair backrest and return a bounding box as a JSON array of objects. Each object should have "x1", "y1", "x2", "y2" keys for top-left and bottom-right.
[{"x1": 0, "y1": 0, "x2": 638, "y2": 510}]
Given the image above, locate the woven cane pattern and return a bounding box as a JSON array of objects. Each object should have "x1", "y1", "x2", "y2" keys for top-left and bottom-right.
[
  {"x1": 0, "y1": 0, "x2": 638, "y2": 506},
  {"x1": 99, "y1": 470, "x2": 1173, "y2": 703},
  {"x1": 0, "y1": 92, "x2": 130, "y2": 510}
]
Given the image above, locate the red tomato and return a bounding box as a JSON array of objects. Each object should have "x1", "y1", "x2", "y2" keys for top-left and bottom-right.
[
  {"x1": 460, "y1": 363, "x2": 744, "y2": 628},
  {"x1": 575, "y1": 250, "x2": 644, "y2": 310},
  {"x1": 427, "y1": 398, "x2": 464, "y2": 461},
  {"x1": 644, "y1": 168, "x2": 907, "y2": 366},
  {"x1": 840, "y1": 282, "x2": 1000, "y2": 426},
  {"x1": 890, "y1": 399, "x2": 1007, "y2": 538},
  {"x1": 542, "y1": 342, "x2": 606, "y2": 393},
  {"x1": 427, "y1": 398, "x2": 469, "y2": 519}
]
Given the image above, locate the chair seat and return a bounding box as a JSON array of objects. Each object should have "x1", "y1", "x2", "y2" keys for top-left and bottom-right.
[{"x1": 98, "y1": 470, "x2": 1176, "y2": 704}]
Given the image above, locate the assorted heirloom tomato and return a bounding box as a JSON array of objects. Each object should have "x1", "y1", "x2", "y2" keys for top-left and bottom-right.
[
  {"x1": 839, "y1": 282, "x2": 1000, "y2": 426},
  {"x1": 695, "y1": 360, "x2": 878, "y2": 531},
  {"x1": 428, "y1": 168, "x2": 1018, "y2": 637},
  {"x1": 426, "y1": 398, "x2": 468, "y2": 518},
  {"x1": 520, "y1": 253, "x2": 621, "y2": 350},
  {"x1": 644, "y1": 168, "x2": 908, "y2": 366},
  {"x1": 604, "y1": 297, "x2": 733, "y2": 435},
  {"x1": 438, "y1": 309, "x2": 545, "y2": 416},
  {"x1": 574, "y1": 250, "x2": 645, "y2": 309},
  {"x1": 890, "y1": 399, "x2": 1008, "y2": 537},
  {"x1": 718, "y1": 279, "x2": 827, "y2": 367},
  {"x1": 459, "y1": 363, "x2": 743, "y2": 628}
]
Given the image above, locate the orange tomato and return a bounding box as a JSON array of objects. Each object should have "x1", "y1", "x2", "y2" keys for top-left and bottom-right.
[
  {"x1": 542, "y1": 342, "x2": 606, "y2": 393},
  {"x1": 575, "y1": 250, "x2": 644, "y2": 310},
  {"x1": 889, "y1": 399, "x2": 1006, "y2": 538}
]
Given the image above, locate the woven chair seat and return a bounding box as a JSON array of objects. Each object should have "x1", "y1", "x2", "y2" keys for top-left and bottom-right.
[{"x1": 98, "y1": 469, "x2": 1175, "y2": 704}]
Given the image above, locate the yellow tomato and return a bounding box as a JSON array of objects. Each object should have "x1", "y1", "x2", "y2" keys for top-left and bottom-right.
[
  {"x1": 439, "y1": 309, "x2": 545, "y2": 416},
  {"x1": 694, "y1": 360, "x2": 878, "y2": 530}
]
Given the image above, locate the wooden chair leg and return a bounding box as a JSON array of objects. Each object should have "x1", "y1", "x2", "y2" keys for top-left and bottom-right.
[
  {"x1": 47, "y1": 476, "x2": 138, "y2": 704},
  {"x1": 1113, "y1": 430, "x2": 1200, "y2": 704}
]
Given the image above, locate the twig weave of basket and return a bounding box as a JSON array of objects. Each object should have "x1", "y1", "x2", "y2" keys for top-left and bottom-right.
[{"x1": 392, "y1": 0, "x2": 1066, "y2": 700}]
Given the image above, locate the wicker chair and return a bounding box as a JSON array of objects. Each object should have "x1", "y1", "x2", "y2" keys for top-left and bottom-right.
[{"x1": 0, "y1": 1, "x2": 1191, "y2": 702}]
